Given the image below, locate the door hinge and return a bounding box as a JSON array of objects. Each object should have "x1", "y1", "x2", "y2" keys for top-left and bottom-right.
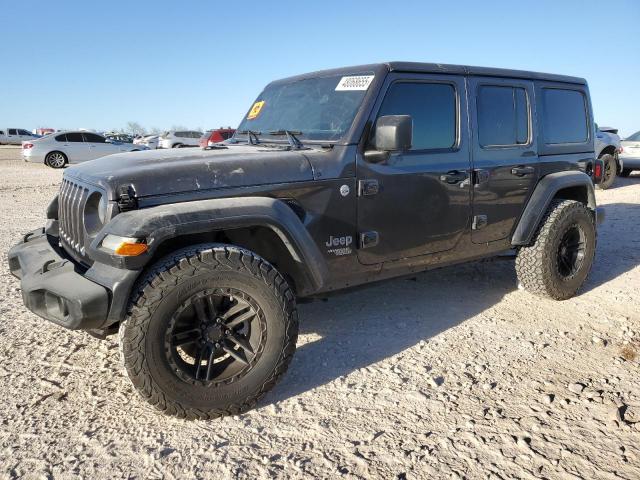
[
  {"x1": 358, "y1": 179, "x2": 379, "y2": 196},
  {"x1": 472, "y1": 215, "x2": 488, "y2": 230},
  {"x1": 117, "y1": 185, "x2": 138, "y2": 212},
  {"x1": 359, "y1": 231, "x2": 379, "y2": 249}
]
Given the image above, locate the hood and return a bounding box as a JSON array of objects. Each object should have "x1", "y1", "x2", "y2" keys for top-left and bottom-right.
[{"x1": 65, "y1": 145, "x2": 316, "y2": 200}]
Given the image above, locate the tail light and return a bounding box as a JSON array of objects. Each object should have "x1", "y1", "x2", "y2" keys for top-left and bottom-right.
[
  {"x1": 593, "y1": 159, "x2": 603, "y2": 183},
  {"x1": 23, "y1": 143, "x2": 33, "y2": 149}
]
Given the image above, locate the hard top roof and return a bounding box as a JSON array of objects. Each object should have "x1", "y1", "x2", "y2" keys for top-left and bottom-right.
[{"x1": 271, "y1": 62, "x2": 586, "y2": 85}]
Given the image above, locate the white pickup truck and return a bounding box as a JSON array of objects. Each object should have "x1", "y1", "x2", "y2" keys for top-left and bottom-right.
[
  {"x1": 0, "y1": 128, "x2": 40, "y2": 145},
  {"x1": 594, "y1": 125, "x2": 622, "y2": 190}
]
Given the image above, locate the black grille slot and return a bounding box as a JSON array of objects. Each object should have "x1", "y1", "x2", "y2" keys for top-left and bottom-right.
[{"x1": 58, "y1": 179, "x2": 89, "y2": 256}]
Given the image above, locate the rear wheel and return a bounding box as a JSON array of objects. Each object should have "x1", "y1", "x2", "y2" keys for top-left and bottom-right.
[
  {"x1": 516, "y1": 200, "x2": 596, "y2": 300},
  {"x1": 172, "y1": 143, "x2": 183, "y2": 148},
  {"x1": 596, "y1": 153, "x2": 616, "y2": 190},
  {"x1": 45, "y1": 151, "x2": 67, "y2": 168},
  {"x1": 119, "y1": 244, "x2": 298, "y2": 419}
]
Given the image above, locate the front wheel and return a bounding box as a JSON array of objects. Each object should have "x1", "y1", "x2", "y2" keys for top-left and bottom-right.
[
  {"x1": 45, "y1": 151, "x2": 67, "y2": 168},
  {"x1": 119, "y1": 244, "x2": 298, "y2": 419},
  {"x1": 596, "y1": 153, "x2": 616, "y2": 190},
  {"x1": 515, "y1": 200, "x2": 596, "y2": 300}
]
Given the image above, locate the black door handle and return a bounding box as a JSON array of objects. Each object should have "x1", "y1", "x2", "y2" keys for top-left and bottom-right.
[
  {"x1": 511, "y1": 166, "x2": 535, "y2": 176},
  {"x1": 440, "y1": 170, "x2": 468, "y2": 184}
]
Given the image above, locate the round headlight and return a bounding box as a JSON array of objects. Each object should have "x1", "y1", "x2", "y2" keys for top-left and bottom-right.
[{"x1": 84, "y1": 191, "x2": 108, "y2": 235}]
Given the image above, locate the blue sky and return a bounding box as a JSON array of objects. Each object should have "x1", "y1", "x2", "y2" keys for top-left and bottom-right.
[{"x1": 2, "y1": 0, "x2": 639, "y2": 136}]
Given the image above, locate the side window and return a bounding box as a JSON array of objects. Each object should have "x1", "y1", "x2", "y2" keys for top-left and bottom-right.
[
  {"x1": 541, "y1": 88, "x2": 588, "y2": 144},
  {"x1": 83, "y1": 133, "x2": 106, "y2": 143},
  {"x1": 176, "y1": 131, "x2": 186, "y2": 138},
  {"x1": 18, "y1": 129, "x2": 31, "y2": 135},
  {"x1": 8, "y1": 129, "x2": 17, "y2": 135},
  {"x1": 55, "y1": 134, "x2": 67, "y2": 142},
  {"x1": 0, "y1": 131, "x2": 4, "y2": 135},
  {"x1": 376, "y1": 82, "x2": 456, "y2": 151},
  {"x1": 477, "y1": 86, "x2": 529, "y2": 147},
  {"x1": 66, "y1": 132, "x2": 84, "y2": 142}
]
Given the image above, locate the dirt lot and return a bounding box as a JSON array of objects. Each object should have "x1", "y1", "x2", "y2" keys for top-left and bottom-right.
[{"x1": 0, "y1": 145, "x2": 638, "y2": 479}]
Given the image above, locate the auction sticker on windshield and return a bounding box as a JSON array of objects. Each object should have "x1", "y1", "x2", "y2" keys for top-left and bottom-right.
[
  {"x1": 247, "y1": 100, "x2": 265, "y2": 120},
  {"x1": 335, "y1": 75, "x2": 374, "y2": 91}
]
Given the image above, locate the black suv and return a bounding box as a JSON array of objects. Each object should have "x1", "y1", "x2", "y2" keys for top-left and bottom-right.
[{"x1": 9, "y1": 62, "x2": 605, "y2": 419}]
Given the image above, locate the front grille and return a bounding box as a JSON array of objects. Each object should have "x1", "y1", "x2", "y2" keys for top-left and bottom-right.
[{"x1": 58, "y1": 178, "x2": 90, "y2": 256}]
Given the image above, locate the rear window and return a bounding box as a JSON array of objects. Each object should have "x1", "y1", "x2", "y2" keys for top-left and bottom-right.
[
  {"x1": 477, "y1": 86, "x2": 529, "y2": 147},
  {"x1": 541, "y1": 88, "x2": 588, "y2": 144},
  {"x1": 626, "y1": 131, "x2": 640, "y2": 142}
]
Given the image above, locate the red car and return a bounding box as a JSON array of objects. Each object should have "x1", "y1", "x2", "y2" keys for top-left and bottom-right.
[{"x1": 199, "y1": 128, "x2": 235, "y2": 148}]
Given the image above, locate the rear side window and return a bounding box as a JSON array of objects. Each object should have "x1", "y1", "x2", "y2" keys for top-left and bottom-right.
[
  {"x1": 376, "y1": 82, "x2": 456, "y2": 150},
  {"x1": 477, "y1": 86, "x2": 529, "y2": 147},
  {"x1": 83, "y1": 133, "x2": 106, "y2": 143},
  {"x1": 8, "y1": 129, "x2": 17, "y2": 135},
  {"x1": 66, "y1": 132, "x2": 84, "y2": 142},
  {"x1": 541, "y1": 88, "x2": 588, "y2": 144},
  {"x1": 55, "y1": 134, "x2": 67, "y2": 142}
]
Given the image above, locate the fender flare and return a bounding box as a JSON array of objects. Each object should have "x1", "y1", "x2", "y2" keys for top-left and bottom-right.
[
  {"x1": 511, "y1": 171, "x2": 596, "y2": 246},
  {"x1": 89, "y1": 196, "x2": 328, "y2": 293}
]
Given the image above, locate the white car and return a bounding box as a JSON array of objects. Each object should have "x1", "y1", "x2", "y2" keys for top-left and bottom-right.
[
  {"x1": 620, "y1": 130, "x2": 640, "y2": 177},
  {"x1": 158, "y1": 130, "x2": 203, "y2": 149},
  {"x1": 22, "y1": 130, "x2": 149, "y2": 168},
  {"x1": 135, "y1": 134, "x2": 160, "y2": 149},
  {"x1": 0, "y1": 128, "x2": 40, "y2": 145}
]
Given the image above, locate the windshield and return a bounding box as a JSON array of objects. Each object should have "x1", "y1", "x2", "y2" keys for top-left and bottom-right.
[
  {"x1": 626, "y1": 131, "x2": 640, "y2": 142},
  {"x1": 236, "y1": 73, "x2": 374, "y2": 141}
]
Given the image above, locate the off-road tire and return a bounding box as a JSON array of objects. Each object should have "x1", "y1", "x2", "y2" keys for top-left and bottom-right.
[
  {"x1": 620, "y1": 168, "x2": 632, "y2": 178},
  {"x1": 119, "y1": 244, "x2": 298, "y2": 419},
  {"x1": 596, "y1": 153, "x2": 616, "y2": 190},
  {"x1": 515, "y1": 199, "x2": 596, "y2": 300}
]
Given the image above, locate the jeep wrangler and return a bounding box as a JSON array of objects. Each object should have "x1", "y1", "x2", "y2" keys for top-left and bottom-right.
[{"x1": 9, "y1": 62, "x2": 605, "y2": 419}]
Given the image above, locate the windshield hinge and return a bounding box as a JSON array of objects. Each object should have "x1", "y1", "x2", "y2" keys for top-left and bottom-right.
[{"x1": 117, "y1": 185, "x2": 138, "y2": 212}]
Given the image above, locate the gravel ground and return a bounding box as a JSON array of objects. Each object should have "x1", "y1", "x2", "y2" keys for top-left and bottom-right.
[{"x1": 0, "y1": 145, "x2": 639, "y2": 479}]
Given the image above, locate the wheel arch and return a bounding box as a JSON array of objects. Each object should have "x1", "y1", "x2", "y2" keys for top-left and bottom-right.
[
  {"x1": 511, "y1": 171, "x2": 596, "y2": 246},
  {"x1": 89, "y1": 196, "x2": 328, "y2": 298}
]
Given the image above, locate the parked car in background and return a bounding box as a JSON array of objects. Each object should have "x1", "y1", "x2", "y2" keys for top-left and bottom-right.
[
  {"x1": 594, "y1": 124, "x2": 622, "y2": 189},
  {"x1": 619, "y1": 130, "x2": 640, "y2": 177},
  {"x1": 159, "y1": 130, "x2": 203, "y2": 148},
  {"x1": 105, "y1": 133, "x2": 134, "y2": 143},
  {"x1": 0, "y1": 128, "x2": 40, "y2": 145},
  {"x1": 198, "y1": 127, "x2": 236, "y2": 148},
  {"x1": 35, "y1": 128, "x2": 56, "y2": 136},
  {"x1": 22, "y1": 130, "x2": 149, "y2": 168},
  {"x1": 134, "y1": 134, "x2": 160, "y2": 149}
]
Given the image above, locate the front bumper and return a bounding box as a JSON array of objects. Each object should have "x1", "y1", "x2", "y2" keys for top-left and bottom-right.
[{"x1": 8, "y1": 228, "x2": 139, "y2": 330}]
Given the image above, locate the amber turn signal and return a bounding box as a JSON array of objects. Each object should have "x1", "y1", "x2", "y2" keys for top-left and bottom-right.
[
  {"x1": 101, "y1": 235, "x2": 148, "y2": 256},
  {"x1": 114, "y1": 242, "x2": 148, "y2": 256}
]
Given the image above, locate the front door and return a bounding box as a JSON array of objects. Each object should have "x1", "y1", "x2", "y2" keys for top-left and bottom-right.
[
  {"x1": 356, "y1": 73, "x2": 472, "y2": 265},
  {"x1": 468, "y1": 77, "x2": 539, "y2": 244}
]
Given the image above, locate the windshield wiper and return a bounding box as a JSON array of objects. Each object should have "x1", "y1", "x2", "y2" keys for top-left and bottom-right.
[
  {"x1": 236, "y1": 130, "x2": 261, "y2": 145},
  {"x1": 268, "y1": 130, "x2": 304, "y2": 149}
]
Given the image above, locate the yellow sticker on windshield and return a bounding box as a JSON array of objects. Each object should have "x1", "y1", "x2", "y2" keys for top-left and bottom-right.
[{"x1": 247, "y1": 100, "x2": 265, "y2": 120}]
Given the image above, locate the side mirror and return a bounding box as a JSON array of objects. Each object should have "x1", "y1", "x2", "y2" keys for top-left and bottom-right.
[{"x1": 365, "y1": 115, "x2": 412, "y2": 163}]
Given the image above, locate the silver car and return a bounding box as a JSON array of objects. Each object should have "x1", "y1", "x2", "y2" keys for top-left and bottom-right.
[
  {"x1": 620, "y1": 130, "x2": 640, "y2": 177},
  {"x1": 21, "y1": 130, "x2": 149, "y2": 168}
]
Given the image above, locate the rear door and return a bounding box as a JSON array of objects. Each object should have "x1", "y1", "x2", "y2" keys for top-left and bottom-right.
[
  {"x1": 356, "y1": 73, "x2": 472, "y2": 265},
  {"x1": 62, "y1": 132, "x2": 90, "y2": 162},
  {"x1": 468, "y1": 77, "x2": 539, "y2": 244}
]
